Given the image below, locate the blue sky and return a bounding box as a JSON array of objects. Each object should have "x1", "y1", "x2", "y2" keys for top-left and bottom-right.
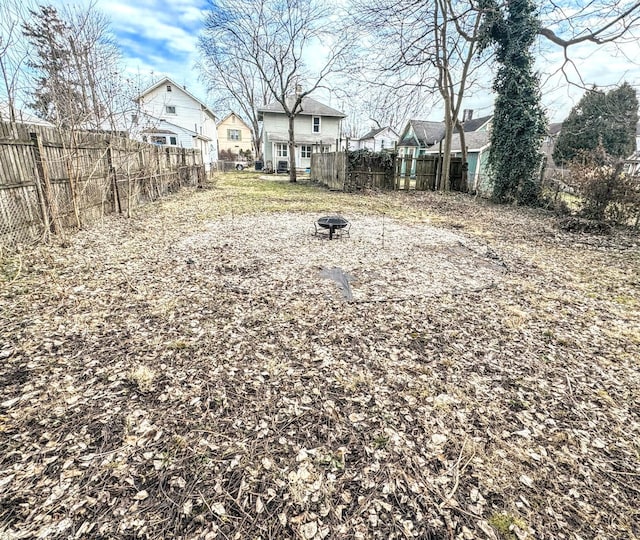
[{"x1": 51, "y1": 0, "x2": 640, "y2": 125}]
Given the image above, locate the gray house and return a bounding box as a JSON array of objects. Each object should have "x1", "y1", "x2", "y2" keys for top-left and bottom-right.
[{"x1": 258, "y1": 96, "x2": 346, "y2": 170}]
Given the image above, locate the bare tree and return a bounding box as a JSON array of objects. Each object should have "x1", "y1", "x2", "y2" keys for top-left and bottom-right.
[
  {"x1": 0, "y1": 0, "x2": 38, "y2": 122},
  {"x1": 21, "y1": 2, "x2": 125, "y2": 131},
  {"x1": 351, "y1": 0, "x2": 640, "y2": 191},
  {"x1": 198, "y1": 24, "x2": 270, "y2": 161},
  {"x1": 351, "y1": 0, "x2": 487, "y2": 190},
  {"x1": 200, "y1": 0, "x2": 353, "y2": 182}
]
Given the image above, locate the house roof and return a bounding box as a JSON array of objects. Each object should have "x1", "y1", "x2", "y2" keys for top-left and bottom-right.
[
  {"x1": 258, "y1": 95, "x2": 346, "y2": 118},
  {"x1": 265, "y1": 131, "x2": 324, "y2": 145},
  {"x1": 424, "y1": 130, "x2": 490, "y2": 153},
  {"x1": 217, "y1": 112, "x2": 252, "y2": 130},
  {"x1": 135, "y1": 77, "x2": 216, "y2": 121},
  {"x1": 139, "y1": 113, "x2": 212, "y2": 141},
  {"x1": 461, "y1": 114, "x2": 492, "y2": 132},
  {"x1": 141, "y1": 128, "x2": 178, "y2": 135},
  {"x1": 358, "y1": 126, "x2": 399, "y2": 140},
  {"x1": 548, "y1": 122, "x2": 562, "y2": 136},
  {"x1": 0, "y1": 102, "x2": 54, "y2": 127},
  {"x1": 399, "y1": 120, "x2": 447, "y2": 147}
]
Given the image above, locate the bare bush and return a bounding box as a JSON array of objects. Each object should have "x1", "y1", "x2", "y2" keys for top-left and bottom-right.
[{"x1": 568, "y1": 145, "x2": 640, "y2": 226}]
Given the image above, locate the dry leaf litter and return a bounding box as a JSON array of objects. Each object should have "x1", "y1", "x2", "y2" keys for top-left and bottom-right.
[{"x1": 1, "y1": 174, "x2": 639, "y2": 540}]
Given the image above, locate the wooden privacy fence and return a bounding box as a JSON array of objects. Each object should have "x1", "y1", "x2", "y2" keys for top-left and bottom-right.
[
  {"x1": 394, "y1": 154, "x2": 465, "y2": 191},
  {"x1": 311, "y1": 151, "x2": 466, "y2": 193},
  {"x1": 310, "y1": 152, "x2": 346, "y2": 190},
  {"x1": 0, "y1": 121, "x2": 204, "y2": 247}
]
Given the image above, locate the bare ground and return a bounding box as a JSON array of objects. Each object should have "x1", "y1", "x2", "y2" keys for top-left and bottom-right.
[{"x1": 1, "y1": 174, "x2": 639, "y2": 539}]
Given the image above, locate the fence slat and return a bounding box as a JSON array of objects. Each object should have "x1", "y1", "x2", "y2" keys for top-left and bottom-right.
[{"x1": 0, "y1": 120, "x2": 204, "y2": 246}]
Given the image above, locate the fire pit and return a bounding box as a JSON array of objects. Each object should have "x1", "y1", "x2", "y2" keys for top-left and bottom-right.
[{"x1": 315, "y1": 215, "x2": 350, "y2": 240}]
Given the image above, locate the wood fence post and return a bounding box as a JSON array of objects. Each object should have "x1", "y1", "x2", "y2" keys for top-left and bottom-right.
[
  {"x1": 30, "y1": 132, "x2": 63, "y2": 239},
  {"x1": 29, "y1": 133, "x2": 51, "y2": 243},
  {"x1": 106, "y1": 141, "x2": 121, "y2": 214}
]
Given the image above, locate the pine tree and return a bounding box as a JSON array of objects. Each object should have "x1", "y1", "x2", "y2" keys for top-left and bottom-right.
[
  {"x1": 553, "y1": 83, "x2": 638, "y2": 165},
  {"x1": 481, "y1": 0, "x2": 547, "y2": 205},
  {"x1": 22, "y1": 5, "x2": 85, "y2": 127}
]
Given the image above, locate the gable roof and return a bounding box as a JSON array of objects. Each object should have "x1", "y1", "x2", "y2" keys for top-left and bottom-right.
[
  {"x1": 359, "y1": 126, "x2": 399, "y2": 140},
  {"x1": 138, "y1": 112, "x2": 212, "y2": 141},
  {"x1": 461, "y1": 114, "x2": 492, "y2": 132},
  {"x1": 135, "y1": 77, "x2": 216, "y2": 121},
  {"x1": 0, "y1": 102, "x2": 54, "y2": 127},
  {"x1": 399, "y1": 120, "x2": 446, "y2": 147},
  {"x1": 217, "y1": 112, "x2": 252, "y2": 130},
  {"x1": 258, "y1": 95, "x2": 345, "y2": 118},
  {"x1": 548, "y1": 122, "x2": 562, "y2": 136}
]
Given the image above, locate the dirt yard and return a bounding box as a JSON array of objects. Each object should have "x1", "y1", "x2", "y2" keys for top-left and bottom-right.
[{"x1": 1, "y1": 173, "x2": 639, "y2": 539}]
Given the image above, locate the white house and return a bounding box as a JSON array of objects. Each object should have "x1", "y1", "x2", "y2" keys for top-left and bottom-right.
[
  {"x1": 134, "y1": 77, "x2": 218, "y2": 169},
  {"x1": 0, "y1": 102, "x2": 54, "y2": 127},
  {"x1": 258, "y1": 94, "x2": 345, "y2": 171},
  {"x1": 350, "y1": 126, "x2": 399, "y2": 152}
]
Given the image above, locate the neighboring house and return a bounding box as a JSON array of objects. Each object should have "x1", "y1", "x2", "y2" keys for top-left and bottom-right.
[
  {"x1": 216, "y1": 112, "x2": 253, "y2": 159},
  {"x1": 258, "y1": 94, "x2": 346, "y2": 170},
  {"x1": 398, "y1": 110, "x2": 494, "y2": 189},
  {"x1": 0, "y1": 102, "x2": 54, "y2": 127},
  {"x1": 351, "y1": 126, "x2": 399, "y2": 152},
  {"x1": 396, "y1": 111, "x2": 492, "y2": 158},
  {"x1": 396, "y1": 120, "x2": 447, "y2": 159},
  {"x1": 460, "y1": 110, "x2": 492, "y2": 132},
  {"x1": 134, "y1": 77, "x2": 218, "y2": 169},
  {"x1": 423, "y1": 130, "x2": 491, "y2": 194}
]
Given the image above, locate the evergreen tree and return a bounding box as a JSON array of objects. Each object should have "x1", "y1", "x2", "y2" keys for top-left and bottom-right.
[
  {"x1": 480, "y1": 0, "x2": 547, "y2": 205},
  {"x1": 22, "y1": 5, "x2": 85, "y2": 126},
  {"x1": 553, "y1": 83, "x2": 638, "y2": 165},
  {"x1": 603, "y1": 83, "x2": 638, "y2": 158}
]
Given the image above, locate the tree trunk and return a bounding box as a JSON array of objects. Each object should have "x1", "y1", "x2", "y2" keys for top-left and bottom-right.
[
  {"x1": 440, "y1": 97, "x2": 453, "y2": 191},
  {"x1": 456, "y1": 120, "x2": 468, "y2": 191},
  {"x1": 288, "y1": 114, "x2": 297, "y2": 182}
]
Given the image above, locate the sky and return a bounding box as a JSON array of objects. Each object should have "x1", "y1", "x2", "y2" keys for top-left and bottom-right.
[{"x1": 49, "y1": 0, "x2": 640, "y2": 128}]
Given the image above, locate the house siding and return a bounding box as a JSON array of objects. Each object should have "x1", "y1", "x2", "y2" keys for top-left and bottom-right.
[
  {"x1": 137, "y1": 81, "x2": 218, "y2": 167},
  {"x1": 262, "y1": 112, "x2": 342, "y2": 169},
  {"x1": 217, "y1": 114, "x2": 253, "y2": 157},
  {"x1": 353, "y1": 128, "x2": 398, "y2": 151}
]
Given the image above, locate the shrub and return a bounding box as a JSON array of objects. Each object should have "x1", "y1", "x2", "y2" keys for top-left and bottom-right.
[{"x1": 567, "y1": 144, "x2": 640, "y2": 225}]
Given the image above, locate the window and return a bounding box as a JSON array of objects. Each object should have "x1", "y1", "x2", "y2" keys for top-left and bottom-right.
[
  {"x1": 151, "y1": 136, "x2": 167, "y2": 145},
  {"x1": 167, "y1": 85, "x2": 172, "y2": 92},
  {"x1": 228, "y1": 129, "x2": 241, "y2": 141},
  {"x1": 301, "y1": 145, "x2": 312, "y2": 158},
  {"x1": 312, "y1": 116, "x2": 321, "y2": 133},
  {"x1": 131, "y1": 114, "x2": 138, "y2": 125},
  {"x1": 276, "y1": 143, "x2": 288, "y2": 158},
  {"x1": 170, "y1": 136, "x2": 177, "y2": 145},
  {"x1": 166, "y1": 105, "x2": 176, "y2": 114}
]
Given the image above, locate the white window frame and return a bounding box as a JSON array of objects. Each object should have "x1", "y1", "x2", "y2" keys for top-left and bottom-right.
[
  {"x1": 312, "y1": 116, "x2": 321, "y2": 134},
  {"x1": 166, "y1": 105, "x2": 176, "y2": 114},
  {"x1": 275, "y1": 143, "x2": 288, "y2": 158},
  {"x1": 301, "y1": 145, "x2": 312, "y2": 158},
  {"x1": 166, "y1": 85, "x2": 172, "y2": 92}
]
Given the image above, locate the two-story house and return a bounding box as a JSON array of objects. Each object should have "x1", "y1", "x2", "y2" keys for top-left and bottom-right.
[
  {"x1": 134, "y1": 77, "x2": 218, "y2": 170},
  {"x1": 258, "y1": 95, "x2": 346, "y2": 170},
  {"x1": 216, "y1": 112, "x2": 254, "y2": 159}
]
